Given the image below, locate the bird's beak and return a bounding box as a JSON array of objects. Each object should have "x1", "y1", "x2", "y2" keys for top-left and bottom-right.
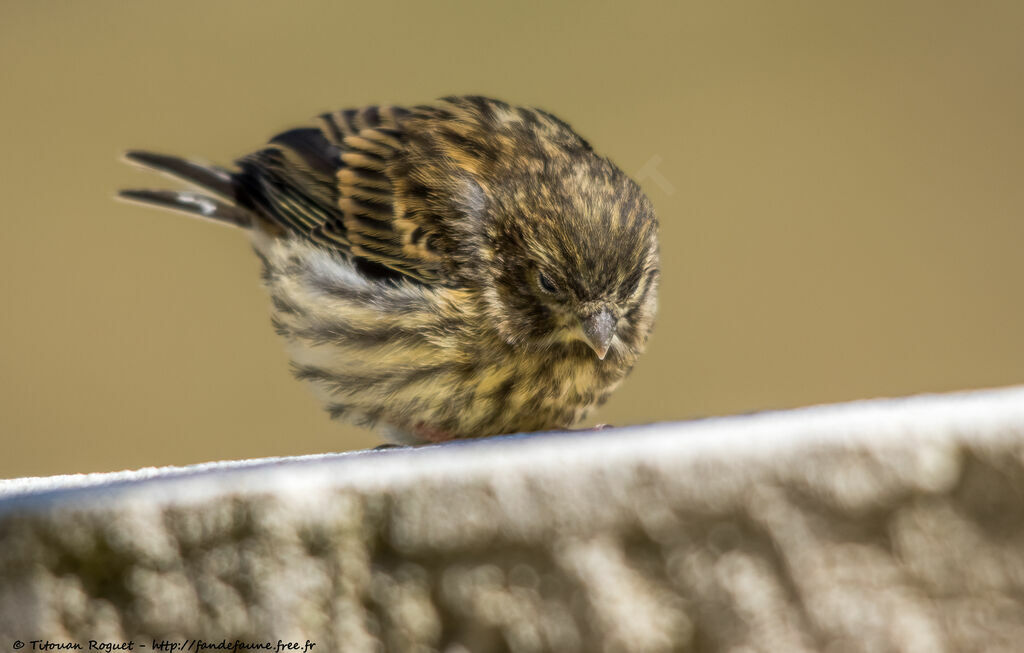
[{"x1": 580, "y1": 305, "x2": 616, "y2": 360}]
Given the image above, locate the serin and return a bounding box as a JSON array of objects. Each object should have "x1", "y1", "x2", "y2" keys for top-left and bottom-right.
[{"x1": 120, "y1": 96, "x2": 659, "y2": 444}]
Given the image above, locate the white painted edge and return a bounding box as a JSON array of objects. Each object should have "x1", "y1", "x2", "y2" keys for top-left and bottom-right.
[{"x1": 2, "y1": 385, "x2": 1022, "y2": 512}]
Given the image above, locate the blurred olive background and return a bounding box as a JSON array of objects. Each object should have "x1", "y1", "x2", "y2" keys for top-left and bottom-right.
[{"x1": 2, "y1": 2, "x2": 1022, "y2": 478}]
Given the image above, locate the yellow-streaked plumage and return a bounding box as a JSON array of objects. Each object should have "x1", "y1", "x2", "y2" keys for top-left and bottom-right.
[{"x1": 120, "y1": 96, "x2": 659, "y2": 443}]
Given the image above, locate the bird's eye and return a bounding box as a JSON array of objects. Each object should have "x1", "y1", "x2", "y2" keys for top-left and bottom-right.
[{"x1": 537, "y1": 271, "x2": 559, "y2": 294}]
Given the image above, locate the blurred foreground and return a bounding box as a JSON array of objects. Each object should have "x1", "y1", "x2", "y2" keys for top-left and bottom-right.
[{"x1": 3, "y1": 386, "x2": 1023, "y2": 651}]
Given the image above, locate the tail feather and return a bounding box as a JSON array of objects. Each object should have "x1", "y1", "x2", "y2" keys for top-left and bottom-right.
[
  {"x1": 120, "y1": 150, "x2": 252, "y2": 228},
  {"x1": 123, "y1": 150, "x2": 236, "y2": 198},
  {"x1": 118, "y1": 189, "x2": 251, "y2": 228}
]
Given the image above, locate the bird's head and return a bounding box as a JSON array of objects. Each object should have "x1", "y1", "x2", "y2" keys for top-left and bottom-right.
[
  {"x1": 480, "y1": 163, "x2": 660, "y2": 363},
  {"x1": 404, "y1": 96, "x2": 660, "y2": 362}
]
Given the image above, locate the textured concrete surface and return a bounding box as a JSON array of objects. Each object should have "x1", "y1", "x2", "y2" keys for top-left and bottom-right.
[{"x1": 3, "y1": 387, "x2": 1024, "y2": 652}]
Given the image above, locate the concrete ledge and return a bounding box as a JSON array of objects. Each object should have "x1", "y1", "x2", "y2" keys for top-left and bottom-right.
[{"x1": 3, "y1": 387, "x2": 1024, "y2": 652}]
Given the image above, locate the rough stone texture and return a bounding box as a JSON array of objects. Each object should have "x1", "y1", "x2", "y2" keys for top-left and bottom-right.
[{"x1": 3, "y1": 387, "x2": 1024, "y2": 652}]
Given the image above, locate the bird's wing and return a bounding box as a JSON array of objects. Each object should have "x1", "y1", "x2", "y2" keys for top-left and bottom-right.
[{"x1": 235, "y1": 105, "x2": 449, "y2": 286}]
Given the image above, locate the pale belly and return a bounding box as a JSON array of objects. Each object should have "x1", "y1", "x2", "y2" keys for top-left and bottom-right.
[
  {"x1": 255, "y1": 234, "x2": 634, "y2": 443},
  {"x1": 290, "y1": 334, "x2": 627, "y2": 443}
]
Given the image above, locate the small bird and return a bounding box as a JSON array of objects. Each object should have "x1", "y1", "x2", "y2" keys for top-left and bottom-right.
[{"x1": 120, "y1": 96, "x2": 659, "y2": 444}]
